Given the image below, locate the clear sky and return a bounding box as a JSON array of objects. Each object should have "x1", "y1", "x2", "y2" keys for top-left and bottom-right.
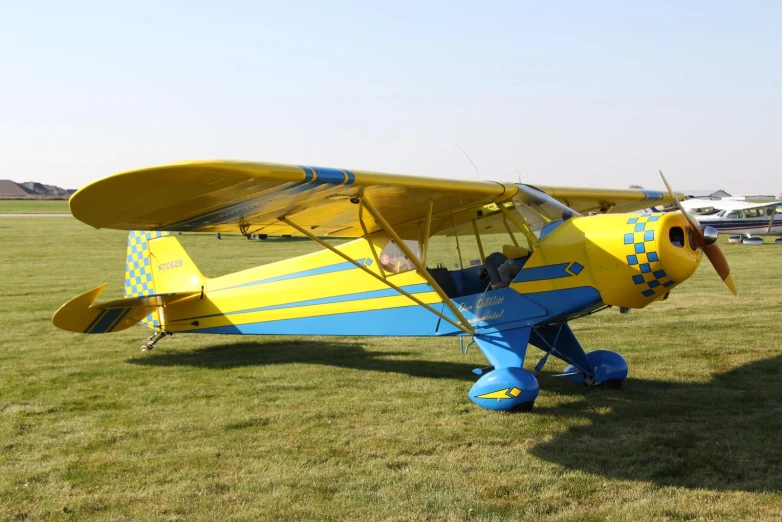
[{"x1": 1, "y1": 1, "x2": 779, "y2": 193}]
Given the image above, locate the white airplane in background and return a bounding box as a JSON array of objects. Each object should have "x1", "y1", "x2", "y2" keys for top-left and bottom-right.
[{"x1": 681, "y1": 198, "x2": 782, "y2": 242}]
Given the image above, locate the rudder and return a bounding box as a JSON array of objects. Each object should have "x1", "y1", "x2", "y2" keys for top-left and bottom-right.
[{"x1": 124, "y1": 231, "x2": 205, "y2": 329}]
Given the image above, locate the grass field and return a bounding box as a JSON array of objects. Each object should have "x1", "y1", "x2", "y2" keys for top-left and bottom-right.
[
  {"x1": 0, "y1": 200, "x2": 70, "y2": 214},
  {"x1": 1, "y1": 213, "x2": 781, "y2": 521}
]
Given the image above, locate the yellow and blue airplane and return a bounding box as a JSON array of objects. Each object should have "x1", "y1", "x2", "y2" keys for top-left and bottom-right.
[{"x1": 53, "y1": 162, "x2": 736, "y2": 411}]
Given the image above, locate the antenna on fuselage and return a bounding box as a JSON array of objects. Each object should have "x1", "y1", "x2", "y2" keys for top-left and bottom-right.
[{"x1": 443, "y1": 144, "x2": 481, "y2": 180}]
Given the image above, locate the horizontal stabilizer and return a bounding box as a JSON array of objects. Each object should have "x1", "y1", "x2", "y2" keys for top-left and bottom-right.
[{"x1": 52, "y1": 284, "x2": 199, "y2": 334}]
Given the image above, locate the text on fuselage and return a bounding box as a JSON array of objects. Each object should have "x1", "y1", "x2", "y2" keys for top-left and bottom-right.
[{"x1": 158, "y1": 259, "x2": 183, "y2": 271}]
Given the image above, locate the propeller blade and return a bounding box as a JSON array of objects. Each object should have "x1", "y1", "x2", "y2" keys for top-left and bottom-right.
[
  {"x1": 703, "y1": 244, "x2": 738, "y2": 295},
  {"x1": 659, "y1": 170, "x2": 702, "y2": 235},
  {"x1": 658, "y1": 169, "x2": 682, "y2": 207},
  {"x1": 658, "y1": 170, "x2": 737, "y2": 295}
]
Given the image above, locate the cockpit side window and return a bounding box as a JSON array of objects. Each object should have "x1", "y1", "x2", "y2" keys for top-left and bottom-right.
[
  {"x1": 426, "y1": 211, "x2": 528, "y2": 271},
  {"x1": 379, "y1": 239, "x2": 419, "y2": 274}
]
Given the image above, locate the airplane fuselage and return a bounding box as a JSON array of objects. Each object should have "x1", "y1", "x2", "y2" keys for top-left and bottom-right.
[{"x1": 697, "y1": 214, "x2": 782, "y2": 235}]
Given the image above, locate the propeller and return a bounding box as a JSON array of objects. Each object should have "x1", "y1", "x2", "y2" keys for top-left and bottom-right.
[{"x1": 659, "y1": 170, "x2": 737, "y2": 295}]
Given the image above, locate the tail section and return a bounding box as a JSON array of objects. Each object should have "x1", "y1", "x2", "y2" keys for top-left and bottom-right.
[
  {"x1": 124, "y1": 231, "x2": 206, "y2": 329},
  {"x1": 51, "y1": 231, "x2": 206, "y2": 334},
  {"x1": 124, "y1": 231, "x2": 205, "y2": 297},
  {"x1": 52, "y1": 285, "x2": 199, "y2": 334}
]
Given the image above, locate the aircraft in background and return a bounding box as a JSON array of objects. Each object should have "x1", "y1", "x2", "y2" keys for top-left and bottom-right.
[
  {"x1": 52, "y1": 162, "x2": 735, "y2": 412},
  {"x1": 682, "y1": 198, "x2": 782, "y2": 240}
]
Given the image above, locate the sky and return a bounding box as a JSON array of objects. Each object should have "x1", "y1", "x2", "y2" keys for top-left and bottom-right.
[{"x1": 1, "y1": 1, "x2": 780, "y2": 193}]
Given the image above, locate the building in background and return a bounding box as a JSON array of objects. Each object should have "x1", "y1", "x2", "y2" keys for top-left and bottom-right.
[
  {"x1": 681, "y1": 189, "x2": 732, "y2": 200},
  {"x1": 0, "y1": 179, "x2": 74, "y2": 199}
]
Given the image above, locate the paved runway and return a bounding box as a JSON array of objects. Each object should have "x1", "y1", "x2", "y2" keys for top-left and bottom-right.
[{"x1": 0, "y1": 213, "x2": 72, "y2": 217}]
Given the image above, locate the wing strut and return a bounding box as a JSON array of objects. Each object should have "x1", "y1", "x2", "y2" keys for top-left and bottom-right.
[
  {"x1": 768, "y1": 207, "x2": 777, "y2": 235},
  {"x1": 471, "y1": 219, "x2": 486, "y2": 263},
  {"x1": 420, "y1": 199, "x2": 433, "y2": 266},
  {"x1": 501, "y1": 216, "x2": 520, "y2": 247},
  {"x1": 358, "y1": 203, "x2": 386, "y2": 278},
  {"x1": 279, "y1": 217, "x2": 473, "y2": 335},
  {"x1": 359, "y1": 197, "x2": 475, "y2": 335}
]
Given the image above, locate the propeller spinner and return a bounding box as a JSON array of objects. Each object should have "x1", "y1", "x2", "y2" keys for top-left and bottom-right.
[{"x1": 659, "y1": 170, "x2": 737, "y2": 295}]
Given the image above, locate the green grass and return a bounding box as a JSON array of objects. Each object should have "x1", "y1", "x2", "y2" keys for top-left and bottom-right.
[
  {"x1": 0, "y1": 200, "x2": 70, "y2": 213},
  {"x1": 1, "y1": 218, "x2": 782, "y2": 521}
]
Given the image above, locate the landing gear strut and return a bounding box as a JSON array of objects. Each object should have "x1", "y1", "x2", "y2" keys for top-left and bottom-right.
[
  {"x1": 563, "y1": 349, "x2": 628, "y2": 387},
  {"x1": 141, "y1": 330, "x2": 171, "y2": 352}
]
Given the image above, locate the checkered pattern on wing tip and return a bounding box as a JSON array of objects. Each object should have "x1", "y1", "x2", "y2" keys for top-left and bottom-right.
[
  {"x1": 624, "y1": 214, "x2": 675, "y2": 297},
  {"x1": 123, "y1": 231, "x2": 171, "y2": 298}
]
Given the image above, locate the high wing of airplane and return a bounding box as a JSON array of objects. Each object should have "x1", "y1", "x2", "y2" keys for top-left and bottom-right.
[
  {"x1": 53, "y1": 161, "x2": 736, "y2": 412},
  {"x1": 682, "y1": 198, "x2": 782, "y2": 237}
]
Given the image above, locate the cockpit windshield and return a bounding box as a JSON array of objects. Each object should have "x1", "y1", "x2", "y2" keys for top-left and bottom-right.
[{"x1": 510, "y1": 185, "x2": 581, "y2": 237}]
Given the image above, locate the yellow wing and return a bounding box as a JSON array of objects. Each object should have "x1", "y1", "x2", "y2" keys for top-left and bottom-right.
[
  {"x1": 70, "y1": 160, "x2": 676, "y2": 237},
  {"x1": 70, "y1": 160, "x2": 517, "y2": 238},
  {"x1": 534, "y1": 185, "x2": 676, "y2": 215}
]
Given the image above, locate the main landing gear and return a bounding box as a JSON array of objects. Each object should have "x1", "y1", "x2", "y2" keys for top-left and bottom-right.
[
  {"x1": 469, "y1": 366, "x2": 539, "y2": 412},
  {"x1": 467, "y1": 325, "x2": 628, "y2": 412},
  {"x1": 562, "y1": 349, "x2": 628, "y2": 388},
  {"x1": 467, "y1": 328, "x2": 540, "y2": 412},
  {"x1": 140, "y1": 330, "x2": 171, "y2": 352}
]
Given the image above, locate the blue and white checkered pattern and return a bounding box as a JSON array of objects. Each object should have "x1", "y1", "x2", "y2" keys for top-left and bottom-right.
[
  {"x1": 124, "y1": 231, "x2": 169, "y2": 298},
  {"x1": 124, "y1": 231, "x2": 170, "y2": 329},
  {"x1": 623, "y1": 214, "x2": 675, "y2": 297},
  {"x1": 142, "y1": 312, "x2": 160, "y2": 329}
]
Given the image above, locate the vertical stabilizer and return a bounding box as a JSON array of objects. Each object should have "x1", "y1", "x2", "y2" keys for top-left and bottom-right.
[{"x1": 124, "y1": 231, "x2": 205, "y2": 329}]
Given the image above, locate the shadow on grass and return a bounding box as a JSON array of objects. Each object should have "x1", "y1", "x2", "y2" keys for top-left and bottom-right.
[
  {"x1": 127, "y1": 339, "x2": 480, "y2": 381},
  {"x1": 532, "y1": 354, "x2": 782, "y2": 492},
  {"x1": 256, "y1": 236, "x2": 316, "y2": 243},
  {"x1": 129, "y1": 339, "x2": 782, "y2": 491}
]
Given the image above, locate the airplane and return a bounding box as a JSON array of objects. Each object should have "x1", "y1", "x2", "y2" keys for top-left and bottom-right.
[
  {"x1": 52, "y1": 162, "x2": 736, "y2": 412},
  {"x1": 680, "y1": 198, "x2": 782, "y2": 241}
]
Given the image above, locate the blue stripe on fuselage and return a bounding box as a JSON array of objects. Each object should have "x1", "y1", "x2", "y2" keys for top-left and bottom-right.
[
  {"x1": 703, "y1": 219, "x2": 782, "y2": 227},
  {"x1": 213, "y1": 260, "x2": 365, "y2": 291},
  {"x1": 187, "y1": 286, "x2": 604, "y2": 337},
  {"x1": 171, "y1": 283, "x2": 434, "y2": 323},
  {"x1": 514, "y1": 263, "x2": 573, "y2": 282},
  {"x1": 188, "y1": 304, "x2": 442, "y2": 336}
]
